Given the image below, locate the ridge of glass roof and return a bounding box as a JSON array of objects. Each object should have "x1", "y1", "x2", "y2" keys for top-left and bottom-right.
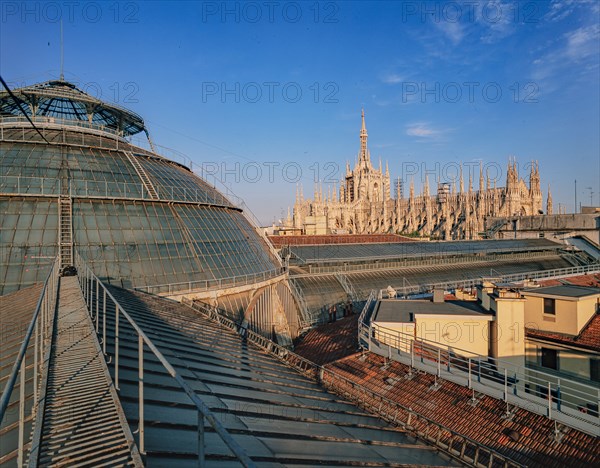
[{"x1": 0, "y1": 79, "x2": 146, "y2": 136}]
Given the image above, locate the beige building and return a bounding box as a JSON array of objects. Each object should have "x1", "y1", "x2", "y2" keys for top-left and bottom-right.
[
  {"x1": 522, "y1": 285, "x2": 600, "y2": 413},
  {"x1": 289, "y1": 111, "x2": 550, "y2": 239},
  {"x1": 369, "y1": 281, "x2": 600, "y2": 416},
  {"x1": 371, "y1": 296, "x2": 493, "y2": 358},
  {"x1": 371, "y1": 286, "x2": 526, "y2": 367}
]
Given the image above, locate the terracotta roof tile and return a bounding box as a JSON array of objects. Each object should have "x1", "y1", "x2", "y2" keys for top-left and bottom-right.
[
  {"x1": 268, "y1": 233, "x2": 416, "y2": 247},
  {"x1": 325, "y1": 352, "x2": 600, "y2": 468},
  {"x1": 293, "y1": 314, "x2": 360, "y2": 365},
  {"x1": 526, "y1": 312, "x2": 600, "y2": 352},
  {"x1": 537, "y1": 274, "x2": 600, "y2": 288}
]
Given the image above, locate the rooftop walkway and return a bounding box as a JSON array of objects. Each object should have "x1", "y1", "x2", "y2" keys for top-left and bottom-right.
[{"x1": 30, "y1": 276, "x2": 142, "y2": 467}]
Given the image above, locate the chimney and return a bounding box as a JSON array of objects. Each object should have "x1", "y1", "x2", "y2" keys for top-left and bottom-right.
[{"x1": 433, "y1": 289, "x2": 445, "y2": 303}]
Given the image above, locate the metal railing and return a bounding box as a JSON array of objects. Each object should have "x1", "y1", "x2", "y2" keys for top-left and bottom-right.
[
  {"x1": 335, "y1": 273, "x2": 359, "y2": 301},
  {"x1": 136, "y1": 268, "x2": 286, "y2": 296},
  {"x1": 183, "y1": 298, "x2": 523, "y2": 468},
  {"x1": 287, "y1": 278, "x2": 312, "y2": 329},
  {"x1": 297, "y1": 250, "x2": 562, "y2": 274},
  {"x1": 357, "y1": 304, "x2": 600, "y2": 437},
  {"x1": 318, "y1": 367, "x2": 523, "y2": 468},
  {"x1": 0, "y1": 257, "x2": 60, "y2": 466},
  {"x1": 0, "y1": 175, "x2": 236, "y2": 208},
  {"x1": 357, "y1": 290, "x2": 377, "y2": 336},
  {"x1": 379, "y1": 263, "x2": 600, "y2": 298},
  {"x1": 293, "y1": 245, "x2": 563, "y2": 266},
  {"x1": 0, "y1": 115, "x2": 124, "y2": 139},
  {"x1": 74, "y1": 253, "x2": 256, "y2": 467}
]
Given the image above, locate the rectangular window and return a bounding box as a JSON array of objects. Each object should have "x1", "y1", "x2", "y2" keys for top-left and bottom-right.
[
  {"x1": 543, "y1": 298, "x2": 555, "y2": 315},
  {"x1": 591, "y1": 359, "x2": 600, "y2": 383},
  {"x1": 541, "y1": 347, "x2": 558, "y2": 370}
]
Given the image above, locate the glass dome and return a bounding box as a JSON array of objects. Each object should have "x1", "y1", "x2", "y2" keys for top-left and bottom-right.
[{"x1": 0, "y1": 80, "x2": 282, "y2": 295}]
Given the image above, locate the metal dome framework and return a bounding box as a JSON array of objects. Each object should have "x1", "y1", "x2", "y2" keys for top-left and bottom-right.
[
  {"x1": 0, "y1": 80, "x2": 146, "y2": 136},
  {"x1": 0, "y1": 79, "x2": 284, "y2": 297}
]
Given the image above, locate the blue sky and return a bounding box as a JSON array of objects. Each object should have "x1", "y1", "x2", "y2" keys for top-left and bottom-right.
[{"x1": 2, "y1": 0, "x2": 599, "y2": 224}]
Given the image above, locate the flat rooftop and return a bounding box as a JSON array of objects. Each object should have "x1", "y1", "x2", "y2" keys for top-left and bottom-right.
[
  {"x1": 372, "y1": 299, "x2": 491, "y2": 323},
  {"x1": 522, "y1": 284, "x2": 600, "y2": 299}
]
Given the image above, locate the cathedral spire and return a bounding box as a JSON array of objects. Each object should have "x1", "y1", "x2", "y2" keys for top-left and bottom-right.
[
  {"x1": 359, "y1": 109, "x2": 369, "y2": 165},
  {"x1": 459, "y1": 164, "x2": 464, "y2": 193},
  {"x1": 479, "y1": 162, "x2": 484, "y2": 192},
  {"x1": 546, "y1": 184, "x2": 553, "y2": 215}
]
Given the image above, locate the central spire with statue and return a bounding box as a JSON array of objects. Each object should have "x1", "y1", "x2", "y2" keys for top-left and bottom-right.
[{"x1": 286, "y1": 110, "x2": 550, "y2": 240}]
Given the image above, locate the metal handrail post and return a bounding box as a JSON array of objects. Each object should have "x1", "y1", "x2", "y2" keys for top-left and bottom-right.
[
  {"x1": 95, "y1": 279, "x2": 100, "y2": 332},
  {"x1": 115, "y1": 306, "x2": 120, "y2": 390},
  {"x1": 548, "y1": 383, "x2": 552, "y2": 419},
  {"x1": 468, "y1": 358, "x2": 472, "y2": 389},
  {"x1": 138, "y1": 334, "x2": 145, "y2": 454},
  {"x1": 33, "y1": 321, "x2": 39, "y2": 412},
  {"x1": 103, "y1": 289, "x2": 107, "y2": 355},
  {"x1": 18, "y1": 355, "x2": 25, "y2": 466}
]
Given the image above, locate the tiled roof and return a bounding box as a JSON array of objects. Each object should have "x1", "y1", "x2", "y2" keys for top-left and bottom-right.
[
  {"x1": 525, "y1": 275, "x2": 600, "y2": 352},
  {"x1": 293, "y1": 314, "x2": 360, "y2": 365},
  {"x1": 537, "y1": 274, "x2": 600, "y2": 288},
  {"x1": 526, "y1": 313, "x2": 600, "y2": 352},
  {"x1": 326, "y1": 352, "x2": 600, "y2": 468},
  {"x1": 269, "y1": 233, "x2": 416, "y2": 247}
]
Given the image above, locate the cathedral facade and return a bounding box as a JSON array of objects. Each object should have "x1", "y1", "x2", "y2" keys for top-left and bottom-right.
[{"x1": 289, "y1": 111, "x2": 551, "y2": 240}]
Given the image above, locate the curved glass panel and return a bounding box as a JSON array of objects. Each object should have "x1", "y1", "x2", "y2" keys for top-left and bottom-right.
[{"x1": 0, "y1": 198, "x2": 57, "y2": 295}]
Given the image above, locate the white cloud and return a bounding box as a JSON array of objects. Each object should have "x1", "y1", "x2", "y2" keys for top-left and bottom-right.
[
  {"x1": 531, "y1": 23, "x2": 600, "y2": 93},
  {"x1": 406, "y1": 122, "x2": 445, "y2": 139},
  {"x1": 381, "y1": 73, "x2": 404, "y2": 84},
  {"x1": 476, "y1": 1, "x2": 515, "y2": 44},
  {"x1": 565, "y1": 24, "x2": 600, "y2": 61},
  {"x1": 433, "y1": 21, "x2": 464, "y2": 45},
  {"x1": 544, "y1": 0, "x2": 598, "y2": 22}
]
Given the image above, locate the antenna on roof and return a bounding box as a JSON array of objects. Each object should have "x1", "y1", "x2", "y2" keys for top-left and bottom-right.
[{"x1": 60, "y1": 20, "x2": 64, "y2": 81}]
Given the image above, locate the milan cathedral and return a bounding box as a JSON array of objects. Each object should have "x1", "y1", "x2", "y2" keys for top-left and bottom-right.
[{"x1": 289, "y1": 111, "x2": 552, "y2": 239}]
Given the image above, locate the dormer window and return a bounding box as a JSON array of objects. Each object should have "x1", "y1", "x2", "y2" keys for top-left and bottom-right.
[{"x1": 543, "y1": 298, "x2": 555, "y2": 315}]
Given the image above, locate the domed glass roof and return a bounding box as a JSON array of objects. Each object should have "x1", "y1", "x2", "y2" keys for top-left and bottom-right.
[
  {"x1": 0, "y1": 80, "x2": 282, "y2": 295},
  {"x1": 0, "y1": 80, "x2": 145, "y2": 136}
]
